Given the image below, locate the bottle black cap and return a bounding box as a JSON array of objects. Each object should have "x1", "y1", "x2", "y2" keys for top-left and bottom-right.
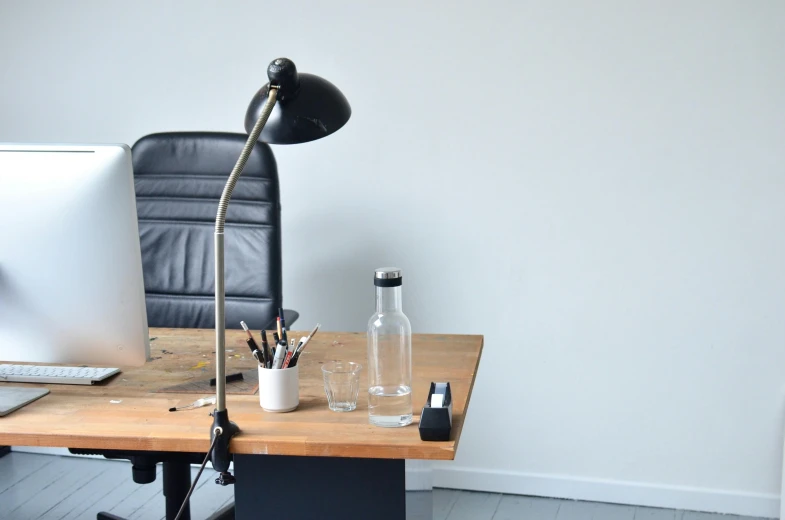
[{"x1": 374, "y1": 267, "x2": 402, "y2": 287}]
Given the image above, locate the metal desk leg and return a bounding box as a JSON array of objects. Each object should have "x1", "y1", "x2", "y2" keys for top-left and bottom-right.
[
  {"x1": 234, "y1": 455, "x2": 407, "y2": 520},
  {"x1": 163, "y1": 461, "x2": 192, "y2": 520}
]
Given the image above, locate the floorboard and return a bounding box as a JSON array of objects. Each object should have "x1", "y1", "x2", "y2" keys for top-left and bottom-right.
[
  {"x1": 2, "y1": 456, "x2": 101, "y2": 519},
  {"x1": 24, "y1": 459, "x2": 114, "y2": 520},
  {"x1": 434, "y1": 489, "x2": 462, "y2": 520},
  {"x1": 406, "y1": 491, "x2": 434, "y2": 520},
  {"x1": 0, "y1": 452, "x2": 53, "y2": 495},
  {"x1": 592, "y1": 502, "x2": 637, "y2": 520},
  {"x1": 446, "y1": 490, "x2": 502, "y2": 520},
  {"x1": 635, "y1": 506, "x2": 679, "y2": 520},
  {"x1": 493, "y1": 495, "x2": 563, "y2": 520},
  {"x1": 556, "y1": 499, "x2": 593, "y2": 520},
  {"x1": 58, "y1": 460, "x2": 144, "y2": 520}
]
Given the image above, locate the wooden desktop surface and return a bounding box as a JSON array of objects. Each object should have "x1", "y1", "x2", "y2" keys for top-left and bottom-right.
[{"x1": 0, "y1": 328, "x2": 483, "y2": 460}]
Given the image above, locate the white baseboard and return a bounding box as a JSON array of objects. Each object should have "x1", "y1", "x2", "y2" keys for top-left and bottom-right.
[{"x1": 432, "y1": 466, "x2": 779, "y2": 518}]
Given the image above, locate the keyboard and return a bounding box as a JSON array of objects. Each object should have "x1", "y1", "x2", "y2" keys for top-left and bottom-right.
[{"x1": 0, "y1": 365, "x2": 121, "y2": 385}]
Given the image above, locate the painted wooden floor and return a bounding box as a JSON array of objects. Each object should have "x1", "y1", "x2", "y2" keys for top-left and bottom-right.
[
  {"x1": 433, "y1": 490, "x2": 771, "y2": 520},
  {"x1": 0, "y1": 452, "x2": 772, "y2": 520},
  {"x1": 0, "y1": 452, "x2": 232, "y2": 520}
]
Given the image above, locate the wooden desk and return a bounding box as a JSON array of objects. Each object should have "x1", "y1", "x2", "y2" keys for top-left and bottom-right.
[{"x1": 0, "y1": 328, "x2": 483, "y2": 520}]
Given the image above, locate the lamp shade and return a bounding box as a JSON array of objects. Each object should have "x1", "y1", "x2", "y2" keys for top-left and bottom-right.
[{"x1": 245, "y1": 59, "x2": 351, "y2": 145}]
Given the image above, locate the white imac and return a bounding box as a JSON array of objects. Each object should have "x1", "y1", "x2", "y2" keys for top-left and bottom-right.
[{"x1": 0, "y1": 143, "x2": 149, "y2": 366}]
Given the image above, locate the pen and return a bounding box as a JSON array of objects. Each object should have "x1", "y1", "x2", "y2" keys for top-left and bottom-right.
[
  {"x1": 242, "y1": 321, "x2": 267, "y2": 367},
  {"x1": 272, "y1": 339, "x2": 287, "y2": 369},
  {"x1": 279, "y1": 308, "x2": 288, "y2": 343},
  {"x1": 276, "y1": 316, "x2": 283, "y2": 343},
  {"x1": 261, "y1": 330, "x2": 272, "y2": 369},
  {"x1": 282, "y1": 338, "x2": 296, "y2": 368},
  {"x1": 289, "y1": 323, "x2": 320, "y2": 368},
  {"x1": 289, "y1": 338, "x2": 307, "y2": 367},
  {"x1": 247, "y1": 340, "x2": 265, "y2": 367},
  {"x1": 169, "y1": 395, "x2": 216, "y2": 412},
  {"x1": 241, "y1": 321, "x2": 263, "y2": 359},
  {"x1": 240, "y1": 320, "x2": 253, "y2": 340}
]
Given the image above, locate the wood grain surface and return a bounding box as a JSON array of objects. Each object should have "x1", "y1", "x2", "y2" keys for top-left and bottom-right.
[{"x1": 0, "y1": 328, "x2": 483, "y2": 460}]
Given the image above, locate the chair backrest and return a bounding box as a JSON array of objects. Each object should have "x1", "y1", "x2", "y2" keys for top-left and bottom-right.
[{"x1": 132, "y1": 132, "x2": 282, "y2": 330}]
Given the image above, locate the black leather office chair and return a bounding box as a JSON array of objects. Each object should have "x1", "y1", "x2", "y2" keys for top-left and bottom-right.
[
  {"x1": 73, "y1": 131, "x2": 297, "y2": 520},
  {"x1": 134, "y1": 131, "x2": 297, "y2": 330}
]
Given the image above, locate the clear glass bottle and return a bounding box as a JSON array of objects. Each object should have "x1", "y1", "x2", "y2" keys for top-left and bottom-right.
[{"x1": 367, "y1": 267, "x2": 412, "y2": 427}]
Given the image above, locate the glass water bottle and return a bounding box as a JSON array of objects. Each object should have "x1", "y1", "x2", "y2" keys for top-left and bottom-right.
[{"x1": 367, "y1": 267, "x2": 413, "y2": 427}]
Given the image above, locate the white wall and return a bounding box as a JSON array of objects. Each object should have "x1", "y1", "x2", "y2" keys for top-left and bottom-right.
[{"x1": 2, "y1": 0, "x2": 785, "y2": 516}]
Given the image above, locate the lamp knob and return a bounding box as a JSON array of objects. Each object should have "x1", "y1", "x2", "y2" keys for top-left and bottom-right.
[{"x1": 267, "y1": 58, "x2": 299, "y2": 101}]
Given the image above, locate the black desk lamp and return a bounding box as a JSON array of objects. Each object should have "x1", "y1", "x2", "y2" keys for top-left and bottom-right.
[{"x1": 211, "y1": 58, "x2": 350, "y2": 481}]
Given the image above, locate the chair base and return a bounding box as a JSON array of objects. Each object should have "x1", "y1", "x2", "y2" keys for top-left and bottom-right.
[
  {"x1": 97, "y1": 504, "x2": 234, "y2": 520},
  {"x1": 67, "y1": 449, "x2": 229, "y2": 520}
]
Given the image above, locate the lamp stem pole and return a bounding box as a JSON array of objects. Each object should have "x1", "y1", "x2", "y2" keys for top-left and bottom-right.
[{"x1": 214, "y1": 86, "x2": 278, "y2": 413}]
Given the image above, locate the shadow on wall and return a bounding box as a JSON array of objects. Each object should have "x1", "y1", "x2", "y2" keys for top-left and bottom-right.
[{"x1": 286, "y1": 209, "x2": 402, "y2": 332}]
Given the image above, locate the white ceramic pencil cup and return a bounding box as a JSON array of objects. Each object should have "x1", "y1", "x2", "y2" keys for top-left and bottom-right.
[{"x1": 258, "y1": 365, "x2": 299, "y2": 412}]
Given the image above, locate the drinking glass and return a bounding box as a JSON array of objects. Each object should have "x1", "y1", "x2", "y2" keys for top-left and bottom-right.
[{"x1": 322, "y1": 361, "x2": 362, "y2": 412}]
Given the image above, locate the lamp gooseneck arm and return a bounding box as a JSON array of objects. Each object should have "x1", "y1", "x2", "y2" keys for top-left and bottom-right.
[{"x1": 214, "y1": 86, "x2": 278, "y2": 413}]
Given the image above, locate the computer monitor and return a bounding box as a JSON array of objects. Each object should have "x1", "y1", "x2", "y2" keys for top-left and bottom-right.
[{"x1": 0, "y1": 143, "x2": 149, "y2": 366}]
